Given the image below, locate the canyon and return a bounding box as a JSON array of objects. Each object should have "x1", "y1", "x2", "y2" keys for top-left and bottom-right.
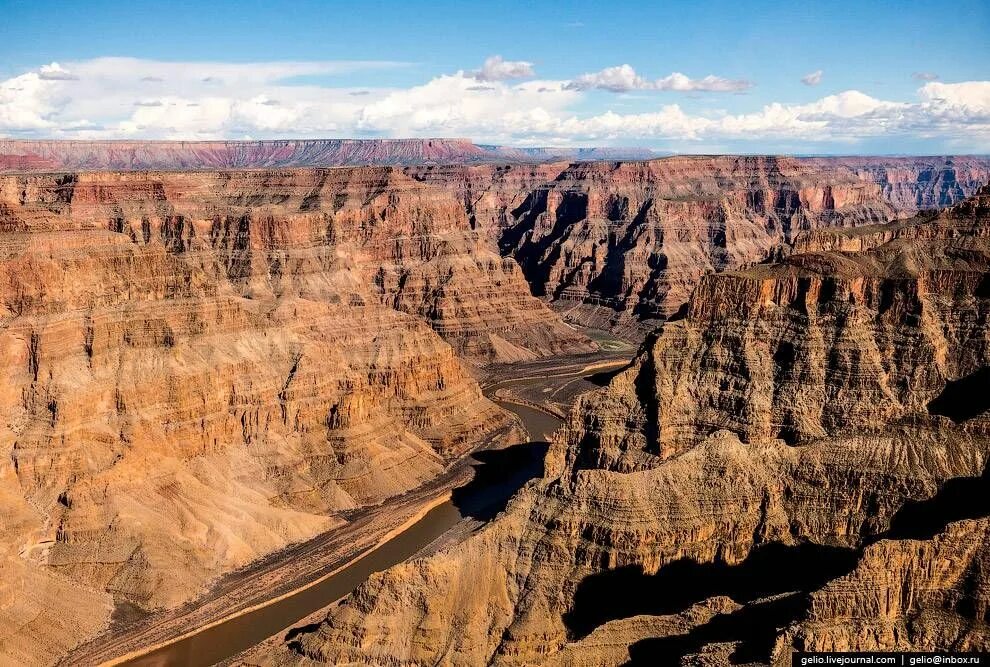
[
  {"x1": 0, "y1": 163, "x2": 591, "y2": 663},
  {"x1": 6, "y1": 142, "x2": 988, "y2": 338},
  {"x1": 0, "y1": 144, "x2": 987, "y2": 665},
  {"x1": 249, "y1": 184, "x2": 990, "y2": 665},
  {"x1": 413, "y1": 154, "x2": 990, "y2": 333}
]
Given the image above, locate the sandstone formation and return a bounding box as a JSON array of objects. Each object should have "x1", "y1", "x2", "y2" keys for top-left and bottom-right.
[
  {"x1": 3, "y1": 145, "x2": 987, "y2": 338},
  {"x1": 2, "y1": 153, "x2": 988, "y2": 665},
  {"x1": 410, "y1": 155, "x2": 990, "y2": 335},
  {"x1": 267, "y1": 186, "x2": 990, "y2": 666},
  {"x1": 783, "y1": 517, "x2": 990, "y2": 657},
  {"x1": 0, "y1": 166, "x2": 593, "y2": 663},
  {"x1": 0, "y1": 169, "x2": 594, "y2": 363}
]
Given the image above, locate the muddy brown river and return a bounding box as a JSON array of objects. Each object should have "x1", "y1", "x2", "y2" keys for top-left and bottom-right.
[{"x1": 120, "y1": 395, "x2": 563, "y2": 666}]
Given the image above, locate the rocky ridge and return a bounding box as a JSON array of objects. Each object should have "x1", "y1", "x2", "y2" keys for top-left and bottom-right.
[
  {"x1": 410, "y1": 155, "x2": 990, "y2": 335},
  {"x1": 0, "y1": 139, "x2": 665, "y2": 172},
  {"x1": 268, "y1": 185, "x2": 990, "y2": 665}
]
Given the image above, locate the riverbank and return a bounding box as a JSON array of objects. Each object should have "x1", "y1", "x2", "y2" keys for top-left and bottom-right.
[
  {"x1": 63, "y1": 352, "x2": 630, "y2": 667},
  {"x1": 106, "y1": 491, "x2": 457, "y2": 667}
]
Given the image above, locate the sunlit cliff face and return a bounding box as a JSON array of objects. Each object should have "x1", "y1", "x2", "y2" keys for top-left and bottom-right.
[{"x1": 0, "y1": 156, "x2": 988, "y2": 665}]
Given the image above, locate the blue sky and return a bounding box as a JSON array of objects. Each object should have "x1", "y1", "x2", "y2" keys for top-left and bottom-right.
[{"x1": 1, "y1": 0, "x2": 988, "y2": 153}]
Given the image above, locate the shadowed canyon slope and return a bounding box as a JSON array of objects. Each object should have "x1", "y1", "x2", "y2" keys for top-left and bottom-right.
[
  {"x1": 264, "y1": 186, "x2": 990, "y2": 666},
  {"x1": 413, "y1": 155, "x2": 990, "y2": 334}
]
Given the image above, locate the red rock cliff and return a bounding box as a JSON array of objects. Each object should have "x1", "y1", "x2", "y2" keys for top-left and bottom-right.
[{"x1": 274, "y1": 186, "x2": 990, "y2": 666}]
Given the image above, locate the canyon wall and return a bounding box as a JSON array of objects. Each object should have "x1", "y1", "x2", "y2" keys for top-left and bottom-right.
[
  {"x1": 0, "y1": 168, "x2": 594, "y2": 362},
  {"x1": 1, "y1": 154, "x2": 988, "y2": 664},
  {"x1": 4, "y1": 147, "x2": 987, "y2": 338},
  {"x1": 411, "y1": 155, "x2": 990, "y2": 334},
  {"x1": 0, "y1": 166, "x2": 594, "y2": 662},
  {"x1": 270, "y1": 186, "x2": 990, "y2": 666},
  {"x1": 783, "y1": 517, "x2": 990, "y2": 657}
]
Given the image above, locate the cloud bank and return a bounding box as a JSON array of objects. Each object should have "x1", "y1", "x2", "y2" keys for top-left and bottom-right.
[
  {"x1": 1, "y1": 56, "x2": 988, "y2": 151},
  {"x1": 565, "y1": 65, "x2": 752, "y2": 92}
]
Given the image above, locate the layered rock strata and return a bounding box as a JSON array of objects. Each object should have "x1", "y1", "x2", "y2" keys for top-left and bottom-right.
[
  {"x1": 4, "y1": 151, "x2": 988, "y2": 338},
  {"x1": 407, "y1": 155, "x2": 990, "y2": 334},
  {"x1": 0, "y1": 166, "x2": 582, "y2": 662},
  {"x1": 0, "y1": 169, "x2": 594, "y2": 363},
  {"x1": 783, "y1": 516, "x2": 990, "y2": 657},
  {"x1": 272, "y1": 186, "x2": 990, "y2": 665},
  {"x1": 2, "y1": 159, "x2": 989, "y2": 665}
]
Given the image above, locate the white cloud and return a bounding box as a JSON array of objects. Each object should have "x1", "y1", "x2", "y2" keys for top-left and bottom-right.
[
  {"x1": 473, "y1": 56, "x2": 535, "y2": 82},
  {"x1": 917, "y1": 81, "x2": 990, "y2": 110},
  {"x1": 800, "y1": 90, "x2": 905, "y2": 119},
  {"x1": 565, "y1": 65, "x2": 752, "y2": 92},
  {"x1": 654, "y1": 72, "x2": 752, "y2": 92},
  {"x1": 565, "y1": 65, "x2": 648, "y2": 92},
  {"x1": 356, "y1": 75, "x2": 578, "y2": 138},
  {"x1": 0, "y1": 58, "x2": 988, "y2": 151},
  {"x1": 0, "y1": 58, "x2": 408, "y2": 140},
  {"x1": 0, "y1": 71, "x2": 65, "y2": 131},
  {"x1": 801, "y1": 70, "x2": 823, "y2": 86},
  {"x1": 38, "y1": 62, "x2": 79, "y2": 81}
]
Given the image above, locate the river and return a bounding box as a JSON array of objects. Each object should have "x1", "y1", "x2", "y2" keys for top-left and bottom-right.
[{"x1": 119, "y1": 394, "x2": 564, "y2": 666}]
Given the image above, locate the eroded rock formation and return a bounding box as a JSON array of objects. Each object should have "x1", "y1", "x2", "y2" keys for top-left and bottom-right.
[
  {"x1": 4, "y1": 148, "x2": 988, "y2": 339},
  {"x1": 405, "y1": 155, "x2": 990, "y2": 335},
  {"x1": 0, "y1": 169, "x2": 594, "y2": 363},
  {"x1": 2, "y1": 155, "x2": 988, "y2": 665},
  {"x1": 0, "y1": 166, "x2": 591, "y2": 662},
  {"x1": 269, "y1": 186, "x2": 990, "y2": 666}
]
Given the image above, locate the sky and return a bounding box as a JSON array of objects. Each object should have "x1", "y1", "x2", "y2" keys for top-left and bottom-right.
[{"x1": 1, "y1": 0, "x2": 988, "y2": 154}]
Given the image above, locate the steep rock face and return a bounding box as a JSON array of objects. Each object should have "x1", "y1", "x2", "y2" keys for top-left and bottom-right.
[
  {"x1": 286, "y1": 430, "x2": 989, "y2": 666},
  {"x1": 409, "y1": 156, "x2": 990, "y2": 336},
  {"x1": 277, "y1": 187, "x2": 990, "y2": 666},
  {"x1": 783, "y1": 517, "x2": 990, "y2": 656},
  {"x1": 0, "y1": 169, "x2": 595, "y2": 363},
  {"x1": 0, "y1": 168, "x2": 563, "y2": 662},
  {"x1": 813, "y1": 156, "x2": 990, "y2": 211},
  {"x1": 0, "y1": 228, "x2": 500, "y2": 618}
]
